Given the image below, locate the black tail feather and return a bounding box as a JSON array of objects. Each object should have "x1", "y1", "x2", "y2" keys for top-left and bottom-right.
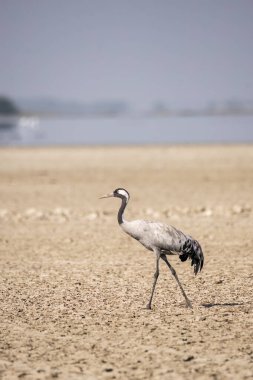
[{"x1": 180, "y1": 238, "x2": 204, "y2": 275}]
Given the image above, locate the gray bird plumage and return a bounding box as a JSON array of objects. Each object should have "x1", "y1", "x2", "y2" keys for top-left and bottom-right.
[{"x1": 100, "y1": 187, "x2": 204, "y2": 309}]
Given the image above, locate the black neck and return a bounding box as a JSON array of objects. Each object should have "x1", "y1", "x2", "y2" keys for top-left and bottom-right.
[{"x1": 118, "y1": 196, "x2": 127, "y2": 224}]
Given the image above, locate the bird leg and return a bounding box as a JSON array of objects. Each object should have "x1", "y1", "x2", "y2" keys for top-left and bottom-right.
[
  {"x1": 161, "y1": 254, "x2": 193, "y2": 308},
  {"x1": 146, "y1": 250, "x2": 160, "y2": 310}
]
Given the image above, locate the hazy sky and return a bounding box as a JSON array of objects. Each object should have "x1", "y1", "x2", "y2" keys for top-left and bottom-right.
[{"x1": 1, "y1": 0, "x2": 253, "y2": 108}]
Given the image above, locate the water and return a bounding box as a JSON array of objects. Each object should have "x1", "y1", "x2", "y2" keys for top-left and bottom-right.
[{"x1": 0, "y1": 115, "x2": 253, "y2": 146}]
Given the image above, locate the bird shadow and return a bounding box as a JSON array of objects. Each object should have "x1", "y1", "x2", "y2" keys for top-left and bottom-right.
[{"x1": 201, "y1": 302, "x2": 244, "y2": 308}]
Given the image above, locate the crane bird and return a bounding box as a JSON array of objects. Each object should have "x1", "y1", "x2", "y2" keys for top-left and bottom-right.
[{"x1": 100, "y1": 188, "x2": 204, "y2": 309}]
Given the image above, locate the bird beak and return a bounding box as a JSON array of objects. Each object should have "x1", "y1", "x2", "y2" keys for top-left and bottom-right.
[{"x1": 99, "y1": 192, "x2": 114, "y2": 199}]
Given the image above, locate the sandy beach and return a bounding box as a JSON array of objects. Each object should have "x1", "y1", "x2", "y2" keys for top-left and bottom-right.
[{"x1": 0, "y1": 145, "x2": 253, "y2": 380}]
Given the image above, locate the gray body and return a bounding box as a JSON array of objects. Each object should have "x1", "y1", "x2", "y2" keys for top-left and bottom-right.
[
  {"x1": 100, "y1": 188, "x2": 204, "y2": 309},
  {"x1": 121, "y1": 219, "x2": 188, "y2": 254}
]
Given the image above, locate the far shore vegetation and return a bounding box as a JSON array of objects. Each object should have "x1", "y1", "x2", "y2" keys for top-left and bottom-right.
[{"x1": 1, "y1": 95, "x2": 253, "y2": 119}]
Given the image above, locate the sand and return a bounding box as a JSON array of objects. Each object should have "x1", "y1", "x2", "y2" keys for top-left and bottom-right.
[{"x1": 0, "y1": 145, "x2": 253, "y2": 380}]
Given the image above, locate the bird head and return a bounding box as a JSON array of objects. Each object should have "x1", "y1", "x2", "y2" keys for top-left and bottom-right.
[{"x1": 99, "y1": 188, "x2": 130, "y2": 202}]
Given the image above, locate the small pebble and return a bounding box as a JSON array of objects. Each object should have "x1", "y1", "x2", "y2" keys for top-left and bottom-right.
[
  {"x1": 85, "y1": 212, "x2": 98, "y2": 221},
  {"x1": 203, "y1": 208, "x2": 213, "y2": 216},
  {"x1": 183, "y1": 355, "x2": 194, "y2": 362},
  {"x1": 195, "y1": 316, "x2": 206, "y2": 321},
  {"x1": 232, "y1": 205, "x2": 243, "y2": 214}
]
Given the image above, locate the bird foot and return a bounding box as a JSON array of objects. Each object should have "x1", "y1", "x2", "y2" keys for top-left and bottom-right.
[
  {"x1": 146, "y1": 303, "x2": 152, "y2": 310},
  {"x1": 186, "y1": 301, "x2": 193, "y2": 309}
]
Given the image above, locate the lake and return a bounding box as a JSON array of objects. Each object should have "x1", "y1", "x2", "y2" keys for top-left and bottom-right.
[{"x1": 0, "y1": 115, "x2": 253, "y2": 146}]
